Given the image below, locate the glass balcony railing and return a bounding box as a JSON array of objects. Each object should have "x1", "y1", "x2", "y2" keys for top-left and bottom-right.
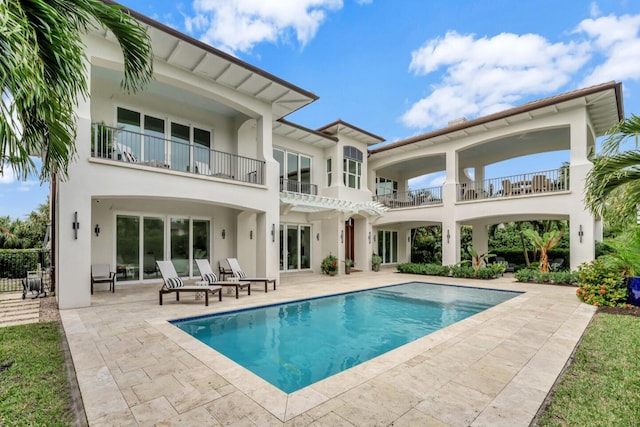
[{"x1": 91, "y1": 123, "x2": 265, "y2": 185}]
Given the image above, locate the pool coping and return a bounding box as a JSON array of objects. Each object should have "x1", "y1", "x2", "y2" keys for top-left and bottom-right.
[{"x1": 61, "y1": 271, "x2": 596, "y2": 425}]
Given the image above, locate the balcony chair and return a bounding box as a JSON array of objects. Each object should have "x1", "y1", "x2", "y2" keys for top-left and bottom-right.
[
  {"x1": 463, "y1": 189, "x2": 478, "y2": 200},
  {"x1": 501, "y1": 180, "x2": 513, "y2": 196},
  {"x1": 532, "y1": 175, "x2": 550, "y2": 193},
  {"x1": 226, "y1": 257, "x2": 277, "y2": 292},
  {"x1": 91, "y1": 263, "x2": 116, "y2": 294},
  {"x1": 156, "y1": 260, "x2": 222, "y2": 306},
  {"x1": 195, "y1": 259, "x2": 251, "y2": 299}
]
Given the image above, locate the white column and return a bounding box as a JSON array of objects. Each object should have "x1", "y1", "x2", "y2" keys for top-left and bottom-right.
[
  {"x1": 442, "y1": 221, "x2": 460, "y2": 266},
  {"x1": 471, "y1": 222, "x2": 489, "y2": 257}
]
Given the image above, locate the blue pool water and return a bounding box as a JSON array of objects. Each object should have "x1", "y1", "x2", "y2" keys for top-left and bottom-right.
[{"x1": 171, "y1": 282, "x2": 520, "y2": 393}]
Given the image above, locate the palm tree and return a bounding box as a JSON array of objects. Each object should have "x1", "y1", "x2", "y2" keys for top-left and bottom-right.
[
  {"x1": 1, "y1": 0, "x2": 153, "y2": 181},
  {"x1": 523, "y1": 229, "x2": 563, "y2": 273},
  {"x1": 585, "y1": 114, "x2": 640, "y2": 222}
]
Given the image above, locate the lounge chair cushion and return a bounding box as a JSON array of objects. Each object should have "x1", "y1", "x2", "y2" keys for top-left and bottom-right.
[
  {"x1": 165, "y1": 277, "x2": 184, "y2": 288},
  {"x1": 203, "y1": 272, "x2": 218, "y2": 284},
  {"x1": 235, "y1": 269, "x2": 247, "y2": 279}
]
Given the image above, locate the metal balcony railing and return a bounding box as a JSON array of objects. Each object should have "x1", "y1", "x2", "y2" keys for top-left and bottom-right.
[
  {"x1": 91, "y1": 123, "x2": 265, "y2": 185},
  {"x1": 457, "y1": 168, "x2": 569, "y2": 201},
  {"x1": 279, "y1": 178, "x2": 318, "y2": 195},
  {"x1": 373, "y1": 186, "x2": 443, "y2": 209}
]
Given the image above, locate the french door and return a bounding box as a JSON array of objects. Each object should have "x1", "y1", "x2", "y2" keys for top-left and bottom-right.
[{"x1": 279, "y1": 224, "x2": 311, "y2": 271}]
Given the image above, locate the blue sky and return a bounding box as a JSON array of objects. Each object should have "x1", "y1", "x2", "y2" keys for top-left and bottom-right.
[{"x1": 2, "y1": 0, "x2": 640, "y2": 219}]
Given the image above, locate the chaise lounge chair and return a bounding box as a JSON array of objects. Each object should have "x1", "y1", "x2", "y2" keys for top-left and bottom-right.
[
  {"x1": 156, "y1": 260, "x2": 222, "y2": 306},
  {"x1": 195, "y1": 259, "x2": 251, "y2": 299},
  {"x1": 226, "y1": 257, "x2": 277, "y2": 292}
]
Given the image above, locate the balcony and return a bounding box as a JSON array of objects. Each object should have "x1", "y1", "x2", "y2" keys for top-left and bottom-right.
[
  {"x1": 279, "y1": 178, "x2": 318, "y2": 195},
  {"x1": 373, "y1": 186, "x2": 443, "y2": 209},
  {"x1": 457, "y1": 168, "x2": 569, "y2": 201},
  {"x1": 91, "y1": 123, "x2": 265, "y2": 185}
]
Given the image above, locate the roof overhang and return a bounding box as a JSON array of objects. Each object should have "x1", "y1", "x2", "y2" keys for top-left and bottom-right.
[
  {"x1": 370, "y1": 81, "x2": 623, "y2": 155},
  {"x1": 280, "y1": 192, "x2": 387, "y2": 216},
  {"x1": 273, "y1": 119, "x2": 338, "y2": 148},
  {"x1": 318, "y1": 119, "x2": 385, "y2": 146},
  {"x1": 98, "y1": 1, "x2": 318, "y2": 119}
]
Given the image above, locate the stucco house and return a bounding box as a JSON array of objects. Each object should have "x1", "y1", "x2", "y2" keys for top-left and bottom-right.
[{"x1": 51, "y1": 4, "x2": 623, "y2": 309}]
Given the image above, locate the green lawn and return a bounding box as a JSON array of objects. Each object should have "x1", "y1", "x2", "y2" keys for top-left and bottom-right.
[
  {"x1": 538, "y1": 313, "x2": 640, "y2": 426},
  {"x1": 0, "y1": 322, "x2": 73, "y2": 426}
]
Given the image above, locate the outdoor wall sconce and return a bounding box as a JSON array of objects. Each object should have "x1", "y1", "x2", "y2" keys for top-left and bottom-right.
[
  {"x1": 250, "y1": 230, "x2": 253, "y2": 240},
  {"x1": 408, "y1": 235, "x2": 411, "y2": 243},
  {"x1": 368, "y1": 231, "x2": 371, "y2": 244},
  {"x1": 271, "y1": 224, "x2": 275, "y2": 242},
  {"x1": 578, "y1": 225, "x2": 584, "y2": 243},
  {"x1": 94, "y1": 224, "x2": 100, "y2": 237},
  {"x1": 72, "y1": 211, "x2": 79, "y2": 239},
  {"x1": 341, "y1": 230, "x2": 344, "y2": 243},
  {"x1": 316, "y1": 233, "x2": 320, "y2": 241},
  {"x1": 221, "y1": 229, "x2": 226, "y2": 239},
  {"x1": 447, "y1": 229, "x2": 451, "y2": 244}
]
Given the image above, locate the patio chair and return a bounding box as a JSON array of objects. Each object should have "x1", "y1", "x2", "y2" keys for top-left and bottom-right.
[
  {"x1": 195, "y1": 259, "x2": 251, "y2": 299},
  {"x1": 501, "y1": 180, "x2": 512, "y2": 197},
  {"x1": 226, "y1": 257, "x2": 277, "y2": 292},
  {"x1": 494, "y1": 257, "x2": 515, "y2": 273},
  {"x1": 91, "y1": 263, "x2": 116, "y2": 294},
  {"x1": 156, "y1": 260, "x2": 222, "y2": 306}
]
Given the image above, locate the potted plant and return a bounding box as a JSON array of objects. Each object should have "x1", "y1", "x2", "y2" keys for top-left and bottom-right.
[
  {"x1": 321, "y1": 254, "x2": 338, "y2": 276},
  {"x1": 344, "y1": 258, "x2": 353, "y2": 275},
  {"x1": 371, "y1": 253, "x2": 382, "y2": 272},
  {"x1": 602, "y1": 225, "x2": 640, "y2": 306}
]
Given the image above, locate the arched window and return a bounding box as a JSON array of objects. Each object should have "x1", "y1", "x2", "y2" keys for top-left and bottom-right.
[{"x1": 343, "y1": 146, "x2": 363, "y2": 189}]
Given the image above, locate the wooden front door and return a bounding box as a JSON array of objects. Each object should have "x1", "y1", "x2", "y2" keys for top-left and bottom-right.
[{"x1": 345, "y1": 218, "x2": 355, "y2": 263}]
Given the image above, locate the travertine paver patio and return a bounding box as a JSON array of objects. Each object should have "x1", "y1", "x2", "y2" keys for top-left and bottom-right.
[{"x1": 60, "y1": 270, "x2": 595, "y2": 426}]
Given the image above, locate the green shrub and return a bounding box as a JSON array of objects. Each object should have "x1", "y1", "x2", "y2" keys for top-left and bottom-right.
[
  {"x1": 450, "y1": 265, "x2": 475, "y2": 278},
  {"x1": 396, "y1": 263, "x2": 449, "y2": 276},
  {"x1": 533, "y1": 270, "x2": 551, "y2": 283},
  {"x1": 0, "y1": 249, "x2": 49, "y2": 279},
  {"x1": 514, "y1": 268, "x2": 535, "y2": 282},
  {"x1": 576, "y1": 259, "x2": 627, "y2": 307},
  {"x1": 549, "y1": 270, "x2": 578, "y2": 285}
]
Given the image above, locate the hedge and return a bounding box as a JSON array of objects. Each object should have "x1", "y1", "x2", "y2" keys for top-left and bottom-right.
[
  {"x1": 491, "y1": 248, "x2": 570, "y2": 266},
  {"x1": 0, "y1": 249, "x2": 50, "y2": 279}
]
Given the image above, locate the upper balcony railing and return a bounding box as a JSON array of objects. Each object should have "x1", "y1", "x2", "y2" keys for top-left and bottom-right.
[
  {"x1": 373, "y1": 186, "x2": 443, "y2": 209},
  {"x1": 457, "y1": 168, "x2": 569, "y2": 202},
  {"x1": 91, "y1": 123, "x2": 265, "y2": 185},
  {"x1": 279, "y1": 178, "x2": 318, "y2": 195}
]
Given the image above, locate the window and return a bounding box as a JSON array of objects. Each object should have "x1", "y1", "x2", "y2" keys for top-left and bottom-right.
[
  {"x1": 273, "y1": 148, "x2": 313, "y2": 194},
  {"x1": 115, "y1": 107, "x2": 211, "y2": 172},
  {"x1": 376, "y1": 177, "x2": 398, "y2": 197},
  {"x1": 327, "y1": 158, "x2": 332, "y2": 186},
  {"x1": 343, "y1": 146, "x2": 363, "y2": 189}
]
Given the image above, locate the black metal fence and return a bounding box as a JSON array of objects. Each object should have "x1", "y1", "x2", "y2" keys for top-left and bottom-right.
[{"x1": 0, "y1": 249, "x2": 51, "y2": 292}]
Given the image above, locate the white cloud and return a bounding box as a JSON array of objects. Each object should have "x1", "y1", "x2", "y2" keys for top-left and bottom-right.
[
  {"x1": 186, "y1": 0, "x2": 343, "y2": 53},
  {"x1": 590, "y1": 1, "x2": 601, "y2": 18},
  {"x1": 0, "y1": 165, "x2": 16, "y2": 184},
  {"x1": 408, "y1": 173, "x2": 445, "y2": 190},
  {"x1": 402, "y1": 31, "x2": 590, "y2": 129},
  {"x1": 355, "y1": 0, "x2": 373, "y2": 4},
  {"x1": 576, "y1": 13, "x2": 640, "y2": 86}
]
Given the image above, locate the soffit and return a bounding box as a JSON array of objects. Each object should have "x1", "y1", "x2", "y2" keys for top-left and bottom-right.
[
  {"x1": 273, "y1": 120, "x2": 337, "y2": 148},
  {"x1": 96, "y1": 2, "x2": 318, "y2": 120},
  {"x1": 318, "y1": 120, "x2": 385, "y2": 146},
  {"x1": 370, "y1": 82, "x2": 623, "y2": 157}
]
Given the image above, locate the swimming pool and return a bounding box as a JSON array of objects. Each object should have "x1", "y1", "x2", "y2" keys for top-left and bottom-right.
[{"x1": 171, "y1": 282, "x2": 520, "y2": 393}]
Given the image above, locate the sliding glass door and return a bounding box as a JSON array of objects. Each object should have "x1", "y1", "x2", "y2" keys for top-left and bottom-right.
[
  {"x1": 279, "y1": 224, "x2": 311, "y2": 271},
  {"x1": 115, "y1": 214, "x2": 210, "y2": 281}
]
